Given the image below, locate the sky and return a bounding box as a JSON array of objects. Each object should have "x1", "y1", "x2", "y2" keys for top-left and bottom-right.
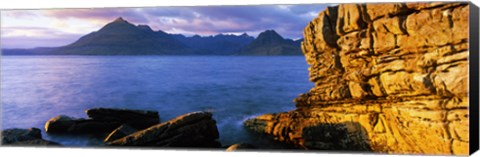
[{"x1": 1, "y1": 4, "x2": 329, "y2": 49}]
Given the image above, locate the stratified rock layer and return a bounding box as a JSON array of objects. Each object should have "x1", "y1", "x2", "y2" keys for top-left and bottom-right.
[{"x1": 245, "y1": 2, "x2": 469, "y2": 155}]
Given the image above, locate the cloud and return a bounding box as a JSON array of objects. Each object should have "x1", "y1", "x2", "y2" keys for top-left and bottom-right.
[
  {"x1": 2, "y1": 10, "x2": 39, "y2": 18},
  {"x1": 141, "y1": 4, "x2": 328, "y2": 38},
  {"x1": 42, "y1": 8, "x2": 150, "y2": 25},
  {"x1": 1, "y1": 27, "x2": 82, "y2": 48},
  {"x1": 38, "y1": 4, "x2": 328, "y2": 38}
]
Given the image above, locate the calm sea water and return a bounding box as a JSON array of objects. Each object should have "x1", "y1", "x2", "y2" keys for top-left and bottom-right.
[{"x1": 1, "y1": 56, "x2": 312, "y2": 148}]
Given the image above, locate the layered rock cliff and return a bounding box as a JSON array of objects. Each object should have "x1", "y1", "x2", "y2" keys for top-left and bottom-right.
[{"x1": 244, "y1": 2, "x2": 470, "y2": 155}]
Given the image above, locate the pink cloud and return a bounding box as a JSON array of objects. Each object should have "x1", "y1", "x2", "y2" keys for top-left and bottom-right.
[
  {"x1": 1, "y1": 27, "x2": 82, "y2": 48},
  {"x1": 41, "y1": 8, "x2": 149, "y2": 24}
]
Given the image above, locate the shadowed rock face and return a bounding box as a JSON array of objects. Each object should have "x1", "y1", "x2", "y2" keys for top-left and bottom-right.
[
  {"x1": 245, "y1": 2, "x2": 469, "y2": 155},
  {"x1": 86, "y1": 108, "x2": 160, "y2": 129},
  {"x1": 108, "y1": 111, "x2": 220, "y2": 148}
]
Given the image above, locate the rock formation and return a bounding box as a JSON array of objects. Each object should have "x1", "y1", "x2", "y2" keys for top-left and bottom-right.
[
  {"x1": 108, "y1": 111, "x2": 221, "y2": 148},
  {"x1": 2, "y1": 128, "x2": 60, "y2": 146},
  {"x1": 245, "y1": 2, "x2": 469, "y2": 155}
]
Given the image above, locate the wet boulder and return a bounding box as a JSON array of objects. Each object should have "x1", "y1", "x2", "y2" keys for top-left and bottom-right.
[
  {"x1": 2, "y1": 128, "x2": 60, "y2": 146},
  {"x1": 2, "y1": 128, "x2": 41, "y2": 144},
  {"x1": 108, "y1": 111, "x2": 221, "y2": 148},
  {"x1": 86, "y1": 108, "x2": 160, "y2": 129},
  {"x1": 45, "y1": 115, "x2": 121, "y2": 134}
]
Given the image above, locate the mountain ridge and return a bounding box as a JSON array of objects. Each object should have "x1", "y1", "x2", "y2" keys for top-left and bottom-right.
[{"x1": 2, "y1": 17, "x2": 303, "y2": 56}]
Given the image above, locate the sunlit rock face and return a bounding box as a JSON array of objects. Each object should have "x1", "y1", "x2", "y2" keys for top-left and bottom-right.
[{"x1": 245, "y1": 2, "x2": 469, "y2": 155}]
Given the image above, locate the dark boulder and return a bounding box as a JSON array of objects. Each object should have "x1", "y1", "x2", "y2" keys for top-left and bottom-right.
[
  {"x1": 45, "y1": 115, "x2": 121, "y2": 134},
  {"x1": 2, "y1": 128, "x2": 41, "y2": 144},
  {"x1": 2, "y1": 128, "x2": 60, "y2": 146},
  {"x1": 104, "y1": 124, "x2": 138, "y2": 142},
  {"x1": 108, "y1": 111, "x2": 221, "y2": 148},
  {"x1": 226, "y1": 143, "x2": 256, "y2": 151},
  {"x1": 86, "y1": 108, "x2": 160, "y2": 129}
]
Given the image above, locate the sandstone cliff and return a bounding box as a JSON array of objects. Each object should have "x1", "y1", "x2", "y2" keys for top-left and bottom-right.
[{"x1": 244, "y1": 2, "x2": 470, "y2": 155}]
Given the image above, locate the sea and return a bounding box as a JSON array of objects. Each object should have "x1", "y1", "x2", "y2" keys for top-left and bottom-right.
[{"x1": 1, "y1": 55, "x2": 313, "y2": 148}]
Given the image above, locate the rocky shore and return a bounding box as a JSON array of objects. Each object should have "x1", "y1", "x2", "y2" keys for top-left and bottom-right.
[
  {"x1": 244, "y1": 2, "x2": 469, "y2": 155},
  {"x1": 2, "y1": 108, "x2": 254, "y2": 150},
  {"x1": 2, "y1": 108, "x2": 221, "y2": 148}
]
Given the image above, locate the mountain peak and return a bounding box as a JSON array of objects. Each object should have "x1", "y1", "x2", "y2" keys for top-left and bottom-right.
[
  {"x1": 96, "y1": 17, "x2": 137, "y2": 33},
  {"x1": 57, "y1": 16, "x2": 189, "y2": 55},
  {"x1": 265, "y1": 29, "x2": 276, "y2": 33},
  {"x1": 255, "y1": 29, "x2": 285, "y2": 44},
  {"x1": 237, "y1": 29, "x2": 302, "y2": 55},
  {"x1": 114, "y1": 17, "x2": 127, "y2": 23},
  {"x1": 259, "y1": 29, "x2": 281, "y2": 37}
]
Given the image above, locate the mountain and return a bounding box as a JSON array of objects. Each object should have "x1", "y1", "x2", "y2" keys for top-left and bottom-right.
[
  {"x1": 2, "y1": 17, "x2": 191, "y2": 55},
  {"x1": 172, "y1": 33, "x2": 254, "y2": 55},
  {"x1": 236, "y1": 30, "x2": 303, "y2": 56},
  {"x1": 54, "y1": 17, "x2": 192, "y2": 55},
  {"x1": 2, "y1": 18, "x2": 302, "y2": 56}
]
